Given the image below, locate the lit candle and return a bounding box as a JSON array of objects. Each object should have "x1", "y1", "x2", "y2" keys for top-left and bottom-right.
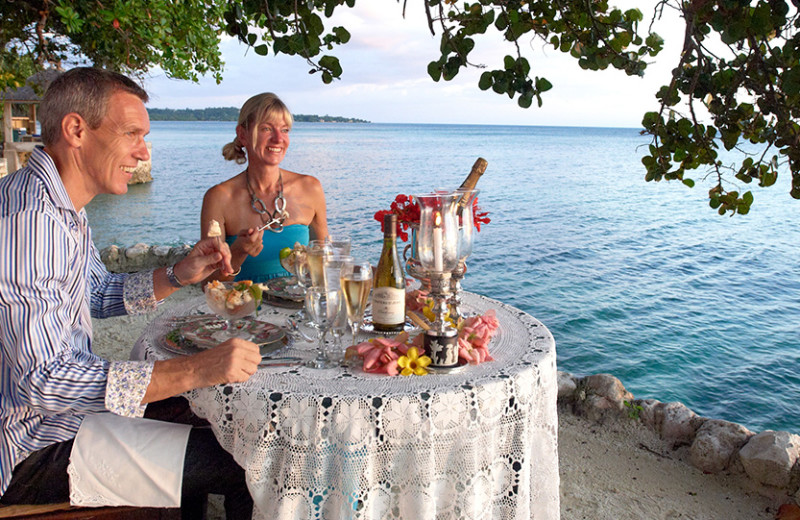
[{"x1": 433, "y1": 211, "x2": 443, "y2": 272}]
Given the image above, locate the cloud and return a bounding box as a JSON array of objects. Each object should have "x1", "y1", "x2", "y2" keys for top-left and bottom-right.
[{"x1": 144, "y1": 0, "x2": 684, "y2": 127}]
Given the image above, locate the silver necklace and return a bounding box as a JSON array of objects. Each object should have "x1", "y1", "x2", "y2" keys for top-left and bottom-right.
[{"x1": 245, "y1": 169, "x2": 289, "y2": 233}]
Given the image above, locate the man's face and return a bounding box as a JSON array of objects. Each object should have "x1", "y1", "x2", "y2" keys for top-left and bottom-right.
[{"x1": 80, "y1": 91, "x2": 150, "y2": 197}]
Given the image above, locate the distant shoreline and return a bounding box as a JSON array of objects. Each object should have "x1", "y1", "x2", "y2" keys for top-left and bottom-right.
[{"x1": 147, "y1": 107, "x2": 369, "y2": 123}]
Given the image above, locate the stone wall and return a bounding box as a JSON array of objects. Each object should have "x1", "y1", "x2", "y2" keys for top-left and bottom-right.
[
  {"x1": 100, "y1": 243, "x2": 191, "y2": 273},
  {"x1": 558, "y1": 371, "x2": 800, "y2": 502}
]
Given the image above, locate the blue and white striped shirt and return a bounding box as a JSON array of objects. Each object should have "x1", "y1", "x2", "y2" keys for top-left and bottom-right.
[{"x1": 0, "y1": 148, "x2": 158, "y2": 497}]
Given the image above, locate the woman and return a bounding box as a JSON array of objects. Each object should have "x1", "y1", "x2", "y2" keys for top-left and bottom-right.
[{"x1": 201, "y1": 93, "x2": 328, "y2": 283}]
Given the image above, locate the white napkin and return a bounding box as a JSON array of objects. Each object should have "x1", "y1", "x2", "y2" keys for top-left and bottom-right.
[{"x1": 68, "y1": 413, "x2": 191, "y2": 508}]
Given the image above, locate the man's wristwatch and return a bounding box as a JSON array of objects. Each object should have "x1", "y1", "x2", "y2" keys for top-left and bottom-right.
[{"x1": 165, "y1": 264, "x2": 185, "y2": 288}]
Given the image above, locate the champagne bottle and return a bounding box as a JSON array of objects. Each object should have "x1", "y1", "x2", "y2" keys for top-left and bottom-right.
[
  {"x1": 457, "y1": 157, "x2": 488, "y2": 213},
  {"x1": 372, "y1": 213, "x2": 406, "y2": 332}
]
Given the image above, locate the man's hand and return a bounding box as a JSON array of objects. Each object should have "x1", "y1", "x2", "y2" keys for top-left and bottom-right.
[
  {"x1": 144, "y1": 338, "x2": 261, "y2": 404},
  {"x1": 188, "y1": 338, "x2": 261, "y2": 386},
  {"x1": 175, "y1": 237, "x2": 234, "y2": 284}
]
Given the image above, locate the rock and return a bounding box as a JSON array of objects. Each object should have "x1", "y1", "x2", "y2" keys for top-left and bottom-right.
[
  {"x1": 125, "y1": 243, "x2": 150, "y2": 260},
  {"x1": 690, "y1": 419, "x2": 753, "y2": 473},
  {"x1": 128, "y1": 142, "x2": 152, "y2": 184},
  {"x1": 102, "y1": 244, "x2": 121, "y2": 264},
  {"x1": 637, "y1": 399, "x2": 661, "y2": 431},
  {"x1": 577, "y1": 374, "x2": 633, "y2": 421},
  {"x1": 739, "y1": 430, "x2": 800, "y2": 488},
  {"x1": 557, "y1": 371, "x2": 577, "y2": 401},
  {"x1": 583, "y1": 374, "x2": 632, "y2": 403},
  {"x1": 662, "y1": 402, "x2": 705, "y2": 447},
  {"x1": 640, "y1": 401, "x2": 704, "y2": 447},
  {"x1": 152, "y1": 245, "x2": 172, "y2": 257}
]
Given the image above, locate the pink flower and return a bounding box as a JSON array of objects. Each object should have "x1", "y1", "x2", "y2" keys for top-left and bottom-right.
[
  {"x1": 457, "y1": 310, "x2": 499, "y2": 364},
  {"x1": 405, "y1": 289, "x2": 430, "y2": 313},
  {"x1": 348, "y1": 335, "x2": 410, "y2": 375}
]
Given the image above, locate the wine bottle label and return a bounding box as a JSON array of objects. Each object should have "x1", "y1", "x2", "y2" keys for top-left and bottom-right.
[{"x1": 371, "y1": 287, "x2": 405, "y2": 325}]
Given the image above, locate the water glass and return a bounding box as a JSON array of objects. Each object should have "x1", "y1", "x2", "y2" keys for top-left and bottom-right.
[
  {"x1": 328, "y1": 295, "x2": 349, "y2": 364},
  {"x1": 307, "y1": 241, "x2": 332, "y2": 288},
  {"x1": 324, "y1": 255, "x2": 353, "y2": 292},
  {"x1": 326, "y1": 235, "x2": 352, "y2": 256},
  {"x1": 304, "y1": 286, "x2": 342, "y2": 369}
]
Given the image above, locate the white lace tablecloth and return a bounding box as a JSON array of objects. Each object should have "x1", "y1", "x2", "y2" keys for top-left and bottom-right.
[{"x1": 134, "y1": 292, "x2": 559, "y2": 520}]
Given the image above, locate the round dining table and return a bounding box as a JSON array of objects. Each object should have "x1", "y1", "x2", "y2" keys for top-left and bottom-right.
[{"x1": 134, "y1": 290, "x2": 560, "y2": 520}]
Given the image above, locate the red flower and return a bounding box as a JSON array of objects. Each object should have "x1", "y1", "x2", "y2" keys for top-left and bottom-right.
[
  {"x1": 472, "y1": 197, "x2": 491, "y2": 232},
  {"x1": 112, "y1": 18, "x2": 120, "y2": 29},
  {"x1": 375, "y1": 193, "x2": 489, "y2": 242}
]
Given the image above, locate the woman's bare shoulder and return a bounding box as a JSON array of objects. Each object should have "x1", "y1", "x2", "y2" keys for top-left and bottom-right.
[
  {"x1": 204, "y1": 174, "x2": 245, "y2": 200},
  {"x1": 282, "y1": 169, "x2": 322, "y2": 190}
]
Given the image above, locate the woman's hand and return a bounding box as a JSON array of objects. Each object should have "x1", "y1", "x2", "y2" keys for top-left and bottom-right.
[{"x1": 231, "y1": 228, "x2": 264, "y2": 259}]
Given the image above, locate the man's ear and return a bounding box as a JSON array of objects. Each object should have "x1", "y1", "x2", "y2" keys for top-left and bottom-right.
[{"x1": 61, "y1": 113, "x2": 86, "y2": 148}]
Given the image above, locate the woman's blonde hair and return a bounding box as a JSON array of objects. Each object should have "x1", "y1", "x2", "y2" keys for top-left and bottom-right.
[{"x1": 222, "y1": 93, "x2": 293, "y2": 164}]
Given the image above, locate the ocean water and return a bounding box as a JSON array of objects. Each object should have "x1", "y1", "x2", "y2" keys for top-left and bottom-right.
[{"x1": 86, "y1": 121, "x2": 800, "y2": 434}]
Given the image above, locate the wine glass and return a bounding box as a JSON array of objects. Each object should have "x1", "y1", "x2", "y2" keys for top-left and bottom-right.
[
  {"x1": 304, "y1": 286, "x2": 342, "y2": 369},
  {"x1": 204, "y1": 281, "x2": 257, "y2": 341},
  {"x1": 339, "y1": 259, "x2": 373, "y2": 346}
]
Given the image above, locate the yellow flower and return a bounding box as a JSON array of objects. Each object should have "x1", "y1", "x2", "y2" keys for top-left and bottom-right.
[
  {"x1": 422, "y1": 300, "x2": 436, "y2": 322},
  {"x1": 397, "y1": 347, "x2": 432, "y2": 376},
  {"x1": 422, "y1": 300, "x2": 458, "y2": 326}
]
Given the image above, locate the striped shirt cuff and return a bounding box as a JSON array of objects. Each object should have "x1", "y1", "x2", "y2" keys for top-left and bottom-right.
[{"x1": 106, "y1": 361, "x2": 154, "y2": 417}]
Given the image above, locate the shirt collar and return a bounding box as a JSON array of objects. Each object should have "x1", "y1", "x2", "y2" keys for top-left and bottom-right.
[{"x1": 27, "y1": 146, "x2": 80, "y2": 214}]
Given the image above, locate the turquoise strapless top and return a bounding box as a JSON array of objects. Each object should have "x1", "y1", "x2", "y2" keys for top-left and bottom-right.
[{"x1": 226, "y1": 224, "x2": 310, "y2": 283}]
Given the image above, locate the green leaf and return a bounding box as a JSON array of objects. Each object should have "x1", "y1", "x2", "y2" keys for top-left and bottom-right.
[
  {"x1": 478, "y1": 71, "x2": 492, "y2": 90},
  {"x1": 333, "y1": 27, "x2": 351, "y2": 44},
  {"x1": 428, "y1": 61, "x2": 442, "y2": 82},
  {"x1": 319, "y1": 55, "x2": 342, "y2": 77},
  {"x1": 535, "y1": 77, "x2": 553, "y2": 92}
]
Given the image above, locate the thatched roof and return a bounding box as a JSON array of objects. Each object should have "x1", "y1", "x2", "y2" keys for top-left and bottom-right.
[{"x1": 1, "y1": 69, "x2": 62, "y2": 103}]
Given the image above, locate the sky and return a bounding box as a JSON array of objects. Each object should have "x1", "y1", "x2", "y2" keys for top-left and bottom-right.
[{"x1": 143, "y1": 1, "x2": 684, "y2": 128}]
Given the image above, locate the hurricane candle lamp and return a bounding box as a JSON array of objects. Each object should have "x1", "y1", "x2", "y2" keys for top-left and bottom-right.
[{"x1": 413, "y1": 191, "x2": 461, "y2": 369}]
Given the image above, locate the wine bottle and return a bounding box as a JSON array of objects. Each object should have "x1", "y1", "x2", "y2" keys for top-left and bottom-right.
[
  {"x1": 457, "y1": 157, "x2": 488, "y2": 213},
  {"x1": 372, "y1": 213, "x2": 406, "y2": 332}
]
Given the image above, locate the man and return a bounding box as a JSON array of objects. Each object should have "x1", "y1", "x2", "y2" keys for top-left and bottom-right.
[{"x1": 0, "y1": 67, "x2": 260, "y2": 518}]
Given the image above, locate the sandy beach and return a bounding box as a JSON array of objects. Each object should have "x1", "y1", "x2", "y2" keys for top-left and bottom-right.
[{"x1": 91, "y1": 285, "x2": 781, "y2": 519}]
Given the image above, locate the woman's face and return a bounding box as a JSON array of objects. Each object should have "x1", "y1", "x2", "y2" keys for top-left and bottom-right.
[{"x1": 239, "y1": 115, "x2": 291, "y2": 167}]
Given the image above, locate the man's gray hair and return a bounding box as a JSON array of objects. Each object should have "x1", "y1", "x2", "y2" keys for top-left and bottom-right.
[{"x1": 39, "y1": 67, "x2": 149, "y2": 146}]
